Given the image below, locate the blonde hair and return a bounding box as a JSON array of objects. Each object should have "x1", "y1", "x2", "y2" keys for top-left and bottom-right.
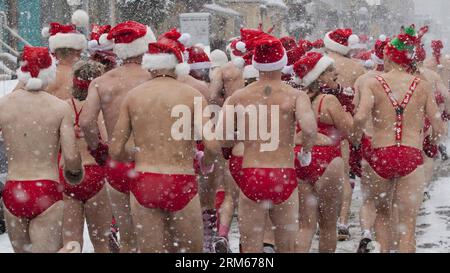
[{"x1": 72, "y1": 60, "x2": 105, "y2": 100}]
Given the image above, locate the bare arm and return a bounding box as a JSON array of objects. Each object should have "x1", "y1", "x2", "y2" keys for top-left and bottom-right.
[
  {"x1": 80, "y1": 80, "x2": 102, "y2": 149},
  {"x1": 296, "y1": 91, "x2": 317, "y2": 152},
  {"x1": 209, "y1": 68, "x2": 225, "y2": 106},
  {"x1": 326, "y1": 95, "x2": 354, "y2": 138},
  {"x1": 198, "y1": 96, "x2": 221, "y2": 155},
  {"x1": 110, "y1": 95, "x2": 132, "y2": 162},
  {"x1": 97, "y1": 111, "x2": 109, "y2": 142},
  {"x1": 424, "y1": 83, "x2": 446, "y2": 143},
  {"x1": 353, "y1": 79, "x2": 375, "y2": 144},
  {"x1": 60, "y1": 104, "x2": 83, "y2": 184}
]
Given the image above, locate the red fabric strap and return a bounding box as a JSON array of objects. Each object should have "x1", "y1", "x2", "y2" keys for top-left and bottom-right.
[{"x1": 375, "y1": 76, "x2": 420, "y2": 143}]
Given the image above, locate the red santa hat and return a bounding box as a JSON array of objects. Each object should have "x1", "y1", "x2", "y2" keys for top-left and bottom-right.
[
  {"x1": 103, "y1": 21, "x2": 156, "y2": 60},
  {"x1": 17, "y1": 46, "x2": 56, "y2": 91},
  {"x1": 324, "y1": 28, "x2": 355, "y2": 55},
  {"x1": 242, "y1": 51, "x2": 259, "y2": 79},
  {"x1": 350, "y1": 34, "x2": 368, "y2": 50},
  {"x1": 235, "y1": 27, "x2": 270, "y2": 54},
  {"x1": 282, "y1": 46, "x2": 307, "y2": 80},
  {"x1": 187, "y1": 45, "x2": 211, "y2": 70},
  {"x1": 280, "y1": 36, "x2": 298, "y2": 52},
  {"x1": 227, "y1": 37, "x2": 245, "y2": 58},
  {"x1": 88, "y1": 24, "x2": 113, "y2": 53},
  {"x1": 371, "y1": 35, "x2": 389, "y2": 65},
  {"x1": 293, "y1": 52, "x2": 335, "y2": 87},
  {"x1": 252, "y1": 35, "x2": 288, "y2": 72},
  {"x1": 353, "y1": 50, "x2": 375, "y2": 69},
  {"x1": 42, "y1": 10, "x2": 89, "y2": 53},
  {"x1": 142, "y1": 30, "x2": 190, "y2": 76}
]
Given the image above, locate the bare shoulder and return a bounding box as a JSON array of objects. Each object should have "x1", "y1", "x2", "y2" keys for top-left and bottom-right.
[
  {"x1": 46, "y1": 92, "x2": 72, "y2": 109},
  {"x1": 227, "y1": 86, "x2": 247, "y2": 104}
]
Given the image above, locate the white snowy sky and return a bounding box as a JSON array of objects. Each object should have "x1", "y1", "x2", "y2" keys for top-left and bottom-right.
[{"x1": 413, "y1": 0, "x2": 448, "y2": 23}]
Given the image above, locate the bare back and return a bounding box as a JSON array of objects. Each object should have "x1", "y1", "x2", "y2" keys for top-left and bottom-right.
[
  {"x1": 328, "y1": 52, "x2": 366, "y2": 89},
  {"x1": 177, "y1": 75, "x2": 210, "y2": 99},
  {"x1": 365, "y1": 73, "x2": 430, "y2": 149},
  {"x1": 425, "y1": 56, "x2": 450, "y2": 88},
  {"x1": 210, "y1": 62, "x2": 245, "y2": 105},
  {"x1": 94, "y1": 64, "x2": 151, "y2": 136},
  {"x1": 228, "y1": 81, "x2": 300, "y2": 169},
  {"x1": 0, "y1": 90, "x2": 73, "y2": 181},
  {"x1": 123, "y1": 77, "x2": 205, "y2": 175},
  {"x1": 222, "y1": 62, "x2": 245, "y2": 98},
  {"x1": 46, "y1": 65, "x2": 73, "y2": 100}
]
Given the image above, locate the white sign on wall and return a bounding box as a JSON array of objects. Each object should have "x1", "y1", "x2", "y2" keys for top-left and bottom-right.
[{"x1": 179, "y1": 13, "x2": 210, "y2": 48}]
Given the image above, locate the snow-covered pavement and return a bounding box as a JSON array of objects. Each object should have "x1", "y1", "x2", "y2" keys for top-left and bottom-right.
[{"x1": 1, "y1": 166, "x2": 450, "y2": 253}]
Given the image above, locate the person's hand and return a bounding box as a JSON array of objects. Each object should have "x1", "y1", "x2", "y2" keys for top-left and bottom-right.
[
  {"x1": 298, "y1": 148, "x2": 312, "y2": 167},
  {"x1": 58, "y1": 241, "x2": 82, "y2": 253},
  {"x1": 89, "y1": 142, "x2": 109, "y2": 166}
]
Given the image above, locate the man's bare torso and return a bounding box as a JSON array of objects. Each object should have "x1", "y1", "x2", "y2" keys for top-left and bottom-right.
[
  {"x1": 229, "y1": 81, "x2": 299, "y2": 169},
  {"x1": 46, "y1": 65, "x2": 74, "y2": 100},
  {"x1": 94, "y1": 64, "x2": 151, "y2": 137},
  {"x1": 126, "y1": 77, "x2": 204, "y2": 175},
  {"x1": 0, "y1": 90, "x2": 69, "y2": 181}
]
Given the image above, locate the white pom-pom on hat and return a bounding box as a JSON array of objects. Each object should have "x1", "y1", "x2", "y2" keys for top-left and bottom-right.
[
  {"x1": 178, "y1": 33, "x2": 191, "y2": 47},
  {"x1": 88, "y1": 39, "x2": 99, "y2": 49},
  {"x1": 175, "y1": 63, "x2": 191, "y2": 77},
  {"x1": 42, "y1": 27, "x2": 50, "y2": 38},
  {"x1": 25, "y1": 78, "x2": 44, "y2": 91},
  {"x1": 379, "y1": 34, "x2": 387, "y2": 42},
  {"x1": 99, "y1": 33, "x2": 113, "y2": 46},
  {"x1": 281, "y1": 65, "x2": 294, "y2": 75},
  {"x1": 71, "y1": 10, "x2": 89, "y2": 28},
  {"x1": 348, "y1": 34, "x2": 360, "y2": 46},
  {"x1": 236, "y1": 41, "x2": 247, "y2": 53},
  {"x1": 232, "y1": 57, "x2": 245, "y2": 69}
]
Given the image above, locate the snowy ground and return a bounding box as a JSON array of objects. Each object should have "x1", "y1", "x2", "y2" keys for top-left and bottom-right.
[{"x1": 1, "y1": 161, "x2": 450, "y2": 253}]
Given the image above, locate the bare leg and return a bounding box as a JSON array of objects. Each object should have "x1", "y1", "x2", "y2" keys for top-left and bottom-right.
[
  {"x1": 218, "y1": 166, "x2": 239, "y2": 237},
  {"x1": 316, "y1": 158, "x2": 344, "y2": 253},
  {"x1": 3, "y1": 206, "x2": 31, "y2": 253},
  {"x1": 85, "y1": 185, "x2": 114, "y2": 253},
  {"x1": 130, "y1": 194, "x2": 166, "y2": 253},
  {"x1": 61, "y1": 195, "x2": 85, "y2": 250},
  {"x1": 394, "y1": 166, "x2": 426, "y2": 253},
  {"x1": 296, "y1": 182, "x2": 318, "y2": 253},
  {"x1": 362, "y1": 164, "x2": 395, "y2": 253},
  {"x1": 198, "y1": 169, "x2": 217, "y2": 211},
  {"x1": 263, "y1": 215, "x2": 275, "y2": 246},
  {"x1": 29, "y1": 201, "x2": 64, "y2": 253},
  {"x1": 269, "y1": 188, "x2": 299, "y2": 253},
  {"x1": 339, "y1": 141, "x2": 353, "y2": 230},
  {"x1": 238, "y1": 193, "x2": 267, "y2": 253},
  {"x1": 169, "y1": 195, "x2": 203, "y2": 253},
  {"x1": 107, "y1": 184, "x2": 136, "y2": 253},
  {"x1": 359, "y1": 162, "x2": 376, "y2": 236},
  {"x1": 423, "y1": 156, "x2": 434, "y2": 190}
]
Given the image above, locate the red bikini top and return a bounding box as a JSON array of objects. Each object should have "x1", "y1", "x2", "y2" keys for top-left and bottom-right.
[
  {"x1": 297, "y1": 95, "x2": 341, "y2": 140},
  {"x1": 375, "y1": 76, "x2": 421, "y2": 144}
]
